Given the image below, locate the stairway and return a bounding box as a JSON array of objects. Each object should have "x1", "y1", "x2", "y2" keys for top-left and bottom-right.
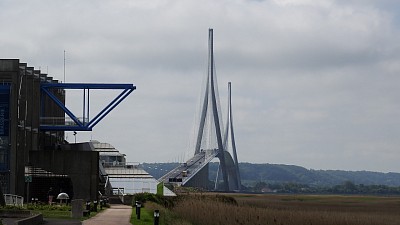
[{"x1": 108, "y1": 196, "x2": 123, "y2": 204}]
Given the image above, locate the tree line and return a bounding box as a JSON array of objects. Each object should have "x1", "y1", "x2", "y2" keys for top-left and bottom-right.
[{"x1": 251, "y1": 181, "x2": 400, "y2": 195}]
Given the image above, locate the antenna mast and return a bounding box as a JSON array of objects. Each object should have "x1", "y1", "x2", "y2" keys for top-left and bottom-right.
[{"x1": 63, "y1": 50, "x2": 66, "y2": 83}]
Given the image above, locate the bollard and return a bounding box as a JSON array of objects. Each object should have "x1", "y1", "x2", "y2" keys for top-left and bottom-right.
[
  {"x1": 136, "y1": 201, "x2": 142, "y2": 220},
  {"x1": 93, "y1": 200, "x2": 98, "y2": 212},
  {"x1": 32, "y1": 198, "x2": 38, "y2": 204},
  {"x1": 135, "y1": 201, "x2": 139, "y2": 215},
  {"x1": 85, "y1": 201, "x2": 91, "y2": 216},
  {"x1": 154, "y1": 209, "x2": 160, "y2": 225},
  {"x1": 99, "y1": 199, "x2": 103, "y2": 209}
]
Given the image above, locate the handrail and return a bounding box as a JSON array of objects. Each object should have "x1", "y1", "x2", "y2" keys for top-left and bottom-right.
[
  {"x1": 4, "y1": 194, "x2": 24, "y2": 207},
  {"x1": 112, "y1": 187, "x2": 125, "y2": 195}
]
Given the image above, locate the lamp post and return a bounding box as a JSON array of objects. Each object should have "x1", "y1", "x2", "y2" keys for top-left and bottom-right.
[{"x1": 73, "y1": 131, "x2": 77, "y2": 143}]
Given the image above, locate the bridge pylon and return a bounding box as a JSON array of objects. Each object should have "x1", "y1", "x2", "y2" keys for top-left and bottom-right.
[{"x1": 159, "y1": 29, "x2": 241, "y2": 191}]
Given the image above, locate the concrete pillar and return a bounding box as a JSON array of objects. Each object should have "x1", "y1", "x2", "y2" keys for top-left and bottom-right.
[{"x1": 71, "y1": 199, "x2": 83, "y2": 218}]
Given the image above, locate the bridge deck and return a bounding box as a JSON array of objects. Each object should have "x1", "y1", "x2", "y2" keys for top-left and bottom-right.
[{"x1": 159, "y1": 149, "x2": 219, "y2": 186}]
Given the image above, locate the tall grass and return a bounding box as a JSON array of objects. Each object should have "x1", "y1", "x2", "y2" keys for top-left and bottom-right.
[{"x1": 172, "y1": 194, "x2": 400, "y2": 225}]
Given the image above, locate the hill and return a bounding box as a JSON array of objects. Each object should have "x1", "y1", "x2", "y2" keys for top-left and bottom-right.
[{"x1": 141, "y1": 162, "x2": 400, "y2": 187}]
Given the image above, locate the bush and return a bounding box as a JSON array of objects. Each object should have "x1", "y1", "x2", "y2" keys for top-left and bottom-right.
[
  {"x1": 25, "y1": 203, "x2": 70, "y2": 211},
  {"x1": 132, "y1": 193, "x2": 176, "y2": 208}
]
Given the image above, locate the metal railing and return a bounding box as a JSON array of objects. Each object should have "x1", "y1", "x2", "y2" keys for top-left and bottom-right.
[
  {"x1": 101, "y1": 161, "x2": 140, "y2": 168},
  {"x1": 4, "y1": 194, "x2": 24, "y2": 207},
  {"x1": 112, "y1": 187, "x2": 125, "y2": 196},
  {"x1": 40, "y1": 116, "x2": 89, "y2": 126}
]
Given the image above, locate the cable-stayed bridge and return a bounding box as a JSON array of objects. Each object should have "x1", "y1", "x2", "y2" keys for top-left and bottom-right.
[{"x1": 159, "y1": 29, "x2": 241, "y2": 191}]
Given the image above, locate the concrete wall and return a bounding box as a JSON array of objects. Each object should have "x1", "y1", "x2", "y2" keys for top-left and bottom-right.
[
  {"x1": 184, "y1": 164, "x2": 210, "y2": 190},
  {"x1": 0, "y1": 59, "x2": 20, "y2": 194},
  {"x1": 0, "y1": 210, "x2": 43, "y2": 225},
  {"x1": 30, "y1": 149, "x2": 99, "y2": 201},
  {"x1": 0, "y1": 59, "x2": 67, "y2": 196},
  {"x1": 15, "y1": 213, "x2": 43, "y2": 225}
]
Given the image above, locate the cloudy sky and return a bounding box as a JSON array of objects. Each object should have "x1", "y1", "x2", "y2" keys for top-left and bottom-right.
[{"x1": 1, "y1": 0, "x2": 400, "y2": 172}]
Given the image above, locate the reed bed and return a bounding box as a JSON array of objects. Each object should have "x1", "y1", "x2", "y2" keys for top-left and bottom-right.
[{"x1": 172, "y1": 194, "x2": 400, "y2": 225}]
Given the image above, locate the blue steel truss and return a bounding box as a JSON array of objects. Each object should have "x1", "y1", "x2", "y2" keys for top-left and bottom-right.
[{"x1": 40, "y1": 83, "x2": 136, "y2": 131}]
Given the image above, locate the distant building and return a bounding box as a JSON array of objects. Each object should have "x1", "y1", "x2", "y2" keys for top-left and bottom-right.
[
  {"x1": 93, "y1": 141, "x2": 126, "y2": 167},
  {"x1": 92, "y1": 140, "x2": 175, "y2": 196}
]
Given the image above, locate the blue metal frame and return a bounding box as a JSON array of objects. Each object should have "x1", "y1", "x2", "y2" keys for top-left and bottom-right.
[{"x1": 40, "y1": 83, "x2": 136, "y2": 131}]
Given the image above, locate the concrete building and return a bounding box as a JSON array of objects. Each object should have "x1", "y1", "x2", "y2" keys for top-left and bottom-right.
[{"x1": 0, "y1": 59, "x2": 103, "y2": 202}]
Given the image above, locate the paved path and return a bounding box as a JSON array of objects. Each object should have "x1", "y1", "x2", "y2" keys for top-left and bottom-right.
[{"x1": 82, "y1": 204, "x2": 132, "y2": 225}]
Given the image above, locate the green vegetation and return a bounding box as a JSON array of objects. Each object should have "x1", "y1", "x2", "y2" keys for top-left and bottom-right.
[
  {"x1": 252, "y1": 180, "x2": 400, "y2": 194},
  {"x1": 130, "y1": 206, "x2": 154, "y2": 225},
  {"x1": 131, "y1": 201, "x2": 192, "y2": 225},
  {"x1": 132, "y1": 192, "x2": 176, "y2": 208},
  {"x1": 0, "y1": 203, "x2": 104, "y2": 220},
  {"x1": 143, "y1": 162, "x2": 400, "y2": 193},
  {"x1": 26, "y1": 204, "x2": 71, "y2": 219},
  {"x1": 130, "y1": 193, "x2": 192, "y2": 225}
]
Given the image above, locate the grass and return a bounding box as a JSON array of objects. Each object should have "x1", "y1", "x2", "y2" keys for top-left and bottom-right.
[
  {"x1": 130, "y1": 204, "x2": 155, "y2": 225},
  {"x1": 24, "y1": 203, "x2": 103, "y2": 220},
  {"x1": 130, "y1": 202, "x2": 192, "y2": 225},
  {"x1": 25, "y1": 204, "x2": 71, "y2": 219}
]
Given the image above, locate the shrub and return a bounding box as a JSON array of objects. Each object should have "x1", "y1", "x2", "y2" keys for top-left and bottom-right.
[{"x1": 132, "y1": 193, "x2": 176, "y2": 208}]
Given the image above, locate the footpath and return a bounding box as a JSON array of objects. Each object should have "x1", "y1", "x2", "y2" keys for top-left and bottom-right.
[
  {"x1": 82, "y1": 204, "x2": 132, "y2": 225},
  {"x1": 40, "y1": 204, "x2": 132, "y2": 225}
]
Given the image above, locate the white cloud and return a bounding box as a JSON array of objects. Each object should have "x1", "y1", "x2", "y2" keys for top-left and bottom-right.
[{"x1": 1, "y1": 0, "x2": 400, "y2": 172}]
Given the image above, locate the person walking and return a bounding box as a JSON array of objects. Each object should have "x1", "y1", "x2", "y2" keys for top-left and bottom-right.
[{"x1": 47, "y1": 187, "x2": 55, "y2": 205}]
